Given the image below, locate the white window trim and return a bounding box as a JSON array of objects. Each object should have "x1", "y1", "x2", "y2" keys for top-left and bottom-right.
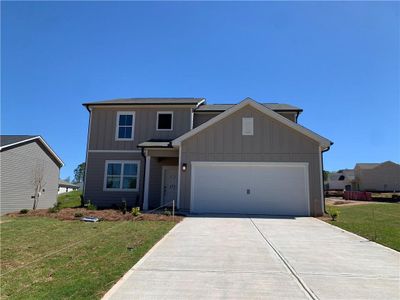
[
  {"x1": 242, "y1": 117, "x2": 254, "y2": 136},
  {"x1": 115, "y1": 111, "x2": 135, "y2": 141},
  {"x1": 156, "y1": 111, "x2": 174, "y2": 131},
  {"x1": 103, "y1": 160, "x2": 140, "y2": 192}
]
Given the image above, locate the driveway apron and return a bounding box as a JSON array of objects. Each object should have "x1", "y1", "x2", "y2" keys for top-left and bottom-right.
[{"x1": 103, "y1": 217, "x2": 400, "y2": 300}]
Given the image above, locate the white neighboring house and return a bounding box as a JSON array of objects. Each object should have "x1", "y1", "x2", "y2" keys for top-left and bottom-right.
[
  {"x1": 327, "y1": 169, "x2": 355, "y2": 190},
  {"x1": 58, "y1": 180, "x2": 79, "y2": 194}
]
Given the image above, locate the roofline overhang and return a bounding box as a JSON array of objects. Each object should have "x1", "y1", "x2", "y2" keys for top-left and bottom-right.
[
  {"x1": 0, "y1": 136, "x2": 64, "y2": 167},
  {"x1": 82, "y1": 99, "x2": 206, "y2": 109}
]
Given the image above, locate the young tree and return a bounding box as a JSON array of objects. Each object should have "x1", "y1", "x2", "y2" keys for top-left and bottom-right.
[
  {"x1": 32, "y1": 162, "x2": 46, "y2": 210},
  {"x1": 73, "y1": 162, "x2": 86, "y2": 183}
]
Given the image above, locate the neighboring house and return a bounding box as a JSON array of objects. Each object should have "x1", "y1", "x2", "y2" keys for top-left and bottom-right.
[
  {"x1": 0, "y1": 135, "x2": 64, "y2": 214},
  {"x1": 83, "y1": 97, "x2": 332, "y2": 217},
  {"x1": 354, "y1": 161, "x2": 400, "y2": 192},
  {"x1": 58, "y1": 180, "x2": 79, "y2": 194},
  {"x1": 327, "y1": 169, "x2": 355, "y2": 190}
]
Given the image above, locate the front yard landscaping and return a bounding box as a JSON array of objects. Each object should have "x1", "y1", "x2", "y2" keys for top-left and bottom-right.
[
  {"x1": 323, "y1": 201, "x2": 400, "y2": 251},
  {"x1": 1, "y1": 215, "x2": 179, "y2": 299}
]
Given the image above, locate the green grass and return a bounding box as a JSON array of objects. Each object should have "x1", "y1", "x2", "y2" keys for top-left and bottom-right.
[
  {"x1": 325, "y1": 203, "x2": 400, "y2": 251},
  {"x1": 0, "y1": 217, "x2": 176, "y2": 299},
  {"x1": 57, "y1": 190, "x2": 82, "y2": 208}
]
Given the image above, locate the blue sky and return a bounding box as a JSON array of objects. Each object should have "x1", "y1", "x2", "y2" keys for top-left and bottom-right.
[{"x1": 2, "y1": 1, "x2": 399, "y2": 179}]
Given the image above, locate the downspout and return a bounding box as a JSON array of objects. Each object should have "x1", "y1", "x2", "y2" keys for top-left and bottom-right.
[
  {"x1": 321, "y1": 144, "x2": 332, "y2": 214},
  {"x1": 140, "y1": 147, "x2": 146, "y2": 210}
]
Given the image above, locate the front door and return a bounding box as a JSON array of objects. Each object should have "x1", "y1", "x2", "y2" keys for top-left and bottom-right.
[{"x1": 161, "y1": 166, "x2": 178, "y2": 206}]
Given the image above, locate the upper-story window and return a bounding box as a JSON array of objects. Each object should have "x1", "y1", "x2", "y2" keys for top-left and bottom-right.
[
  {"x1": 157, "y1": 112, "x2": 173, "y2": 131},
  {"x1": 115, "y1": 112, "x2": 135, "y2": 140}
]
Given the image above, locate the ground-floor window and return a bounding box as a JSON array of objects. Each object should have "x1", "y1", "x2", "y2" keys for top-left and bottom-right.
[{"x1": 104, "y1": 160, "x2": 140, "y2": 191}]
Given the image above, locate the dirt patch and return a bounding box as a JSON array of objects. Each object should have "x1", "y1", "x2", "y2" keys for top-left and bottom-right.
[
  {"x1": 6, "y1": 208, "x2": 183, "y2": 222},
  {"x1": 325, "y1": 198, "x2": 382, "y2": 207}
]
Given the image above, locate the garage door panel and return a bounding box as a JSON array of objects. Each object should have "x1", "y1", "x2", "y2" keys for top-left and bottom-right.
[{"x1": 191, "y1": 162, "x2": 309, "y2": 216}]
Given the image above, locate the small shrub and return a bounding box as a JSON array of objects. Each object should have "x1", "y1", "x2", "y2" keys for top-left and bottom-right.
[
  {"x1": 19, "y1": 209, "x2": 29, "y2": 214},
  {"x1": 86, "y1": 203, "x2": 97, "y2": 211},
  {"x1": 164, "y1": 208, "x2": 171, "y2": 216},
  {"x1": 48, "y1": 206, "x2": 60, "y2": 213},
  {"x1": 85, "y1": 200, "x2": 97, "y2": 211},
  {"x1": 74, "y1": 212, "x2": 84, "y2": 218},
  {"x1": 131, "y1": 207, "x2": 141, "y2": 217},
  {"x1": 327, "y1": 207, "x2": 340, "y2": 221}
]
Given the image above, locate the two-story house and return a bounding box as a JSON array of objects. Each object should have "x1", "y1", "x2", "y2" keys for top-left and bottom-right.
[{"x1": 83, "y1": 97, "x2": 332, "y2": 216}]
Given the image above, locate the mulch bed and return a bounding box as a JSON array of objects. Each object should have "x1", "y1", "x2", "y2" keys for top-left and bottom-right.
[{"x1": 6, "y1": 208, "x2": 183, "y2": 222}]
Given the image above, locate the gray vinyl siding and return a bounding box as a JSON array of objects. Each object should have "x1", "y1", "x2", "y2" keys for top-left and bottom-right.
[
  {"x1": 0, "y1": 141, "x2": 60, "y2": 214},
  {"x1": 193, "y1": 111, "x2": 297, "y2": 128},
  {"x1": 148, "y1": 157, "x2": 179, "y2": 209},
  {"x1": 179, "y1": 104, "x2": 323, "y2": 216},
  {"x1": 89, "y1": 107, "x2": 192, "y2": 150},
  {"x1": 84, "y1": 152, "x2": 144, "y2": 208}
]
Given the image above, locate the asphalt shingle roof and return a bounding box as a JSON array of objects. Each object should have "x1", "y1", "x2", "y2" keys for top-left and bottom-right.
[
  {"x1": 195, "y1": 103, "x2": 302, "y2": 112},
  {"x1": 83, "y1": 98, "x2": 205, "y2": 106},
  {"x1": 0, "y1": 135, "x2": 38, "y2": 147},
  {"x1": 355, "y1": 163, "x2": 380, "y2": 170}
]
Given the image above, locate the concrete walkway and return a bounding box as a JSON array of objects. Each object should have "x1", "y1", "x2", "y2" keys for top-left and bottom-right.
[{"x1": 103, "y1": 217, "x2": 400, "y2": 300}]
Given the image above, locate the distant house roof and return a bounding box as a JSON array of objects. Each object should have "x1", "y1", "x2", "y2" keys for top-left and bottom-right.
[
  {"x1": 355, "y1": 163, "x2": 380, "y2": 170},
  {"x1": 195, "y1": 103, "x2": 302, "y2": 112},
  {"x1": 59, "y1": 180, "x2": 79, "y2": 188},
  {"x1": 83, "y1": 98, "x2": 205, "y2": 108},
  {"x1": 0, "y1": 135, "x2": 64, "y2": 167}
]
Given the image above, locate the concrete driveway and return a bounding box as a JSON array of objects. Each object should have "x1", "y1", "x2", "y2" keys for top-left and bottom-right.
[{"x1": 103, "y1": 217, "x2": 399, "y2": 300}]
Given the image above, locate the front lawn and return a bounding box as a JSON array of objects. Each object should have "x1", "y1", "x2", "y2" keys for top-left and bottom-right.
[
  {"x1": 57, "y1": 190, "x2": 82, "y2": 208},
  {"x1": 324, "y1": 203, "x2": 400, "y2": 251},
  {"x1": 1, "y1": 217, "x2": 177, "y2": 299}
]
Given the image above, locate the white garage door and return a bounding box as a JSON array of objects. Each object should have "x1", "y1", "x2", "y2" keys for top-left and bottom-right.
[{"x1": 190, "y1": 162, "x2": 310, "y2": 216}]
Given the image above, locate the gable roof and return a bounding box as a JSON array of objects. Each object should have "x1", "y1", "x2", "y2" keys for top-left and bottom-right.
[
  {"x1": 0, "y1": 135, "x2": 64, "y2": 167},
  {"x1": 355, "y1": 161, "x2": 399, "y2": 170},
  {"x1": 355, "y1": 163, "x2": 380, "y2": 170},
  {"x1": 195, "y1": 103, "x2": 302, "y2": 112},
  {"x1": 83, "y1": 98, "x2": 205, "y2": 108},
  {"x1": 172, "y1": 97, "x2": 332, "y2": 149}
]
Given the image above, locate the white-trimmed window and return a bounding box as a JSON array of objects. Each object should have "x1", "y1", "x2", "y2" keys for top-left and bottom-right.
[
  {"x1": 242, "y1": 117, "x2": 254, "y2": 136},
  {"x1": 156, "y1": 111, "x2": 173, "y2": 131},
  {"x1": 104, "y1": 160, "x2": 140, "y2": 191},
  {"x1": 115, "y1": 112, "x2": 135, "y2": 140}
]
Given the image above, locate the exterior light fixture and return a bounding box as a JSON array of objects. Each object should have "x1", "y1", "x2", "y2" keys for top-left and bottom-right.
[{"x1": 182, "y1": 163, "x2": 187, "y2": 172}]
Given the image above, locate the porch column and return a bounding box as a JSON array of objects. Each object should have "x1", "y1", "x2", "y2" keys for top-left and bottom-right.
[{"x1": 143, "y1": 155, "x2": 151, "y2": 211}]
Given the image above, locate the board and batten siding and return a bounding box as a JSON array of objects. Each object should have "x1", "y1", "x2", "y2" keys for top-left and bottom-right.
[
  {"x1": 0, "y1": 141, "x2": 60, "y2": 214},
  {"x1": 179, "y1": 105, "x2": 323, "y2": 216},
  {"x1": 89, "y1": 107, "x2": 193, "y2": 150},
  {"x1": 84, "y1": 152, "x2": 144, "y2": 208}
]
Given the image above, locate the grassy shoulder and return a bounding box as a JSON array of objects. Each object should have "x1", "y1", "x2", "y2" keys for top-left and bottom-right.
[
  {"x1": 57, "y1": 190, "x2": 82, "y2": 208},
  {"x1": 324, "y1": 202, "x2": 400, "y2": 251},
  {"x1": 1, "y1": 216, "x2": 177, "y2": 299}
]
